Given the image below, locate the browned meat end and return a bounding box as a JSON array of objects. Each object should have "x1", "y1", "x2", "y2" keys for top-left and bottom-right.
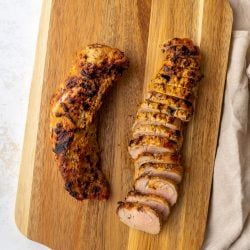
[
  {"x1": 162, "y1": 38, "x2": 198, "y2": 50},
  {"x1": 162, "y1": 43, "x2": 201, "y2": 60},
  {"x1": 117, "y1": 202, "x2": 162, "y2": 234},
  {"x1": 162, "y1": 56, "x2": 201, "y2": 69}
]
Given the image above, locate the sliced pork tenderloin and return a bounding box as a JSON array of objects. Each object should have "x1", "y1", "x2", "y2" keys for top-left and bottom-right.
[
  {"x1": 134, "y1": 175, "x2": 178, "y2": 206},
  {"x1": 148, "y1": 81, "x2": 196, "y2": 103},
  {"x1": 128, "y1": 135, "x2": 180, "y2": 159},
  {"x1": 139, "y1": 99, "x2": 192, "y2": 122},
  {"x1": 146, "y1": 91, "x2": 193, "y2": 113},
  {"x1": 139, "y1": 99, "x2": 192, "y2": 116},
  {"x1": 132, "y1": 111, "x2": 182, "y2": 131},
  {"x1": 116, "y1": 38, "x2": 202, "y2": 234},
  {"x1": 134, "y1": 163, "x2": 183, "y2": 183},
  {"x1": 132, "y1": 124, "x2": 183, "y2": 146},
  {"x1": 162, "y1": 56, "x2": 201, "y2": 69},
  {"x1": 134, "y1": 152, "x2": 180, "y2": 169},
  {"x1": 117, "y1": 202, "x2": 162, "y2": 234},
  {"x1": 126, "y1": 191, "x2": 170, "y2": 220},
  {"x1": 160, "y1": 65, "x2": 203, "y2": 82},
  {"x1": 151, "y1": 75, "x2": 198, "y2": 91}
]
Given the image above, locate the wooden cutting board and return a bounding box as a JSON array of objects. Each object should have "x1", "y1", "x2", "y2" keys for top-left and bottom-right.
[{"x1": 15, "y1": 0, "x2": 232, "y2": 249}]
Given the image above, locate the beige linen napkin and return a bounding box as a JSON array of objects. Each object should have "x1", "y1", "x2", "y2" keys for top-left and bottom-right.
[
  {"x1": 203, "y1": 1, "x2": 250, "y2": 249},
  {"x1": 203, "y1": 31, "x2": 250, "y2": 250}
]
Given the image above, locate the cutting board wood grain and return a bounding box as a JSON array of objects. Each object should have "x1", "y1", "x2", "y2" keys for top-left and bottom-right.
[{"x1": 15, "y1": 0, "x2": 232, "y2": 249}]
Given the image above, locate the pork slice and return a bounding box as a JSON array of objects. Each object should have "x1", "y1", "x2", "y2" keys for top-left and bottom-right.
[
  {"x1": 117, "y1": 202, "x2": 162, "y2": 234},
  {"x1": 148, "y1": 81, "x2": 195, "y2": 103},
  {"x1": 139, "y1": 99, "x2": 192, "y2": 116},
  {"x1": 146, "y1": 92, "x2": 193, "y2": 120},
  {"x1": 145, "y1": 92, "x2": 193, "y2": 112},
  {"x1": 151, "y1": 75, "x2": 198, "y2": 92},
  {"x1": 160, "y1": 65, "x2": 203, "y2": 82},
  {"x1": 126, "y1": 191, "x2": 170, "y2": 220},
  {"x1": 134, "y1": 152, "x2": 180, "y2": 169},
  {"x1": 132, "y1": 124, "x2": 183, "y2": 146},
  {"x1": 128, "y1": 135, "x2": 180, "y2": 159},
  {"x1": 134, "y1": 175, "x2": 178, "y2": 206},
  {"x1": 162, "y1": 56, "x2": 201, "y2": 69},
  {"x1": 139, "y1": 99, "x2": 192, "y2": 122},
  {"x1": 134, "y1": 163, "x2": 183, "y2": 184},
  {"x1": 139, "y1": 100, "x2": 171, "y2": 114},
  {"x1": 132, "y1": 111, "x2": 182, "y2": 131}
]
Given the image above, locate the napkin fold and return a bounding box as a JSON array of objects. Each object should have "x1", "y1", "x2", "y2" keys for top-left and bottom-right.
[{"x1": 203, "y1": 31, "x2": 250, "y2": 250}]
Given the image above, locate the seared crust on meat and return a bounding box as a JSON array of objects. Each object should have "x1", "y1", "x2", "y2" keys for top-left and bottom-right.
[
  {"x1": 52, "y1": 123, "x2": 110, "y2": 199},
  {"x1": 162, "y1": 38, "x2": 197, "y2": 48},
  {"x1": 162, "y1": 44, "x2": 201, "y2": 60},
  {"x1": 50, "y1": 44, "x2": 128, "y2": 200}
]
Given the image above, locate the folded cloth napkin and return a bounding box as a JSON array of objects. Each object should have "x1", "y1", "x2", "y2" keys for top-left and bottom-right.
[
  {"x1": 203, "y1": 1, "x2": 250, "y2": 249},
  {"x1": 203, "y1": 30, "x2": 250, "y2": 250}
]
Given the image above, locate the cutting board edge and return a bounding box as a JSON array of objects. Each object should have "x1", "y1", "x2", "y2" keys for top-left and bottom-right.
[
  {"x1": 15, "y1": 0, "x2": 53, "y2": 238},
  {"x1": 200, "y1": 1, "x2": 233, "y2": 246}
]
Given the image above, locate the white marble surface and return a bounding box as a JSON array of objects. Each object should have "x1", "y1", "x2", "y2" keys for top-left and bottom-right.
[{"x1": 0, "y1": 0, "x2": 47, "y2": 249}]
